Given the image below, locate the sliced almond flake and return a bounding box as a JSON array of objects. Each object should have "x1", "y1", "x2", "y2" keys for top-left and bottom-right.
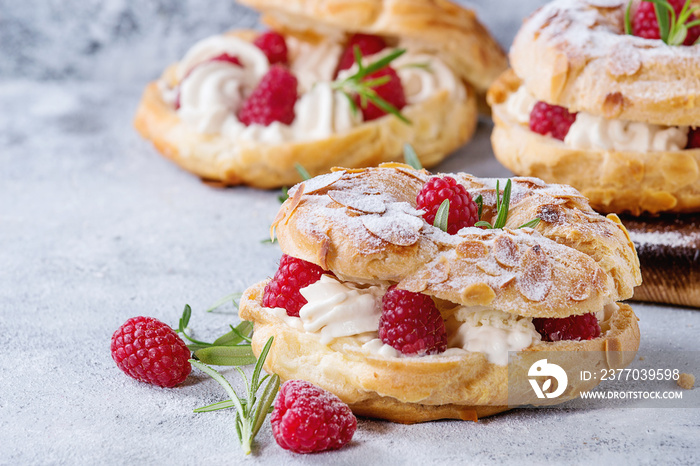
[
  {"x1": 327, "y1": 191, "x2": 387, "y2": 214},
  {"x1": 288, "y1": 170, "x2": 345, "y2": 197},
  {"x1": 493, "y1": 234, "x2": 520, "y2": 268},
  {"x1": 517, "y1": 245, "x2": 553, "y2": 302},
  {"x1": 361, "y1": 206, "x2": 423, "y2": 247},
  {"x1": 396, "y1": 168, "x2": 430, "y2": 183}
]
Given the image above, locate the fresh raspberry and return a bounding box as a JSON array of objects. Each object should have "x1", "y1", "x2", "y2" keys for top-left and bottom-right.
[
  {"x1": 209, "y1": 53, "x2": 242, "y2": 66},
  {"x1": 262, "y1": 254, "x2": 326, "y2": 317},
  {"x1": 271, "y1": 380, "x2": 357, "y2": 454},
  {"x1": 336, "y1": 33, "x2": 387, "y2": 73},
  {"x1": 632, "y1": 0, "x2": 700, "y2": 45},
  {"x1": 254, "y1": 31, "x2": 288, "y2": 65},
  {"x1": 416, "y1": 176, "x2": 479, "y2": 234},
  {"x1": 687, "y1": 127, "x2": 700, "y2": 149},
  {"x1": 238, "y1": 65, "x2": 298, "y2": 126},
  {"x1": 379, "y1": 286, "x2": 447, "y2": 355},
  {"x1": 353, "y1": 66, "x2": 406, "y2": 121},
  {"x1": 110, "y1": 316, "x2": 191, "y2": 388},
  {"x1": 533, "y1": 313, "x2": 601, "y2": 342},
  {"x1": 529, "y1": 101, "x2": 577, "y2": 141}
]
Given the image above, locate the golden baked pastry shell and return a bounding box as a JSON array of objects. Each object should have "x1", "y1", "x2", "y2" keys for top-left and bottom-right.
[
  {"x1": 488, "y1": 70, "x2": 700, "y2": 216},
  {"x1": 239, "y1": 280, "x2": 641, "y2": 423}
]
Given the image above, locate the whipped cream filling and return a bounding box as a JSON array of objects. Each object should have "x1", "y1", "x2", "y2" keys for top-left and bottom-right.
[
  {"x1": 565, "y1": 113, "x2": 688, "y2": 152},
  {"x1": 447, "y1": 306, "x2": 541, "y2": 366},
  {"x1": 287, "y1": 37, "x2": 343, "y2": 93},
  {"x1": 504, "y1": 85, "x2": 690, "y2": 152},
  {"x1": 261, "y1": 278, "x2": 550, "y2": 365},
  {"x1": 161, "y1": 32, "x2": 465, "y2": 144},
  {"x1": 298, "y1": 275, "x2": 386, "y2": 345}
]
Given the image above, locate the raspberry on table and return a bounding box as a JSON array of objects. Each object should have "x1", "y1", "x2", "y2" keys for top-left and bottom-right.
[
  {"x1": 416, "y1": 176, "x2": 479, "y2": 234},
  {"x1": 379, "y1": 286, "x2": 447, "y2": 355},
  {"x1": 353, "y1": 66, "x2": 406, "y2": 121},
  {"x1": 632, "y1": 0, "x2": 700, "y2": 45},
  {"x1": 336, "y1": 33, "x2": 387, "y2": 73},
  {"x1": 529, "y1": 101, "x2": 577, "y2": 141},
  {"x1": 262, "y1": 254, "x2": 326, "y2": 317},
  {"x1": 254, "y1": 31, "x2": 289, "y2": 65},
  {"x1": 687, "y1": 127, "x2": 700, "y2": 149},
  {"x1": 271, "y1": 380, "x2": 357, "y2": 454},
  {"x1": 110, "y1": 316, "x2": 191, "y2": 388},
  {"x1": 532, "y1": 313, "x2": 602, "y2": 342},
  {"x1": 238, "y1": 65, "x2": 298, "y2": 126}
]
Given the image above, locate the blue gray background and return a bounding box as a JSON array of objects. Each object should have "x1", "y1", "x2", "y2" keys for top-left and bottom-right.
[{"x1": 2, "y1": 1, "x2": 699, "y2": 464}]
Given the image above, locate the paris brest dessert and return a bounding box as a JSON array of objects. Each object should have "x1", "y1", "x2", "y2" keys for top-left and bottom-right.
[
  {"x1": 134, "y1": 0, "x2": 507, "y2": 188},
  {"x1": 488, "y1": 0, "x2": 700, "y2": 216},
  {"x1": 239, "y1": 164, "x2": 642, "y2": 423}
]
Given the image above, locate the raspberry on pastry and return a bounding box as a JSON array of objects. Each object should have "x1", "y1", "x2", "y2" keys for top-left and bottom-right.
[
  {"x1": 528, "y1": 101, "x2": 577, "y2": 141},
  {"x1": 262, "y1": 254, "x2": 326, "y2": 317},
  {"x1": 632, "y1": 0, "x2": 700, "y2": 45},
  {"x1": 487, "y1": 0, "x2": 700, "y2": 216},
  {"x1": 336, "y1": 33, "x2": 387, "y2": 73},
  {"x1": 353, "y1": 66, "x2": 407, "y2": 121},
  {"x1": 238, "y1": 65, "x2": 298, "y2": 126},
  {"x1": 253, "y1": 30, "x2": 289, "y2": 65},
  {"x1": 379, "y1": 286, "x2": 447, "y2": 355},
  {"x1": 240, "y1": 165, "x2": 641, "y2": 423},
  {"x1": 416, "y1": 175, "x2": 479, "y2": 234},
  {"x1": 134, "y1": 0, "x2": 507, "y2": 188}
]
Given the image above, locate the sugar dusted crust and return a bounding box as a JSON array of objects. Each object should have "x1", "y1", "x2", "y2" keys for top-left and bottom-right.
[
  {"x1": 509, "y1": 0, "x2": 700, "y2": 127},
  {"x1": 488, "y1": 69, "x2": 700, "y2": 215},
  {"x1": 241, "y1": 0, "x2": 507, "y2": 95},
  {"x1": 272, "y1": 165, "x2": 641, "y2": 317},
  {"x1": 133, "y1": 30, "x2": 478, "y2": 188},
  {"x1": 240, "y1": 281, "x2": 641, "y2": 423}
]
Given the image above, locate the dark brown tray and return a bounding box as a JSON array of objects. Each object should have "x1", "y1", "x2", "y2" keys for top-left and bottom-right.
[{"x1": 621, "y1": 214, "x2": 700, "y2": 308}]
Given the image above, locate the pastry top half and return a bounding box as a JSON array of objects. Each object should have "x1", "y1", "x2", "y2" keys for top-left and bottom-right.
[
  {"x1": 272, "y1": 164, "x2": 642, "y2": 318},
  {"x1": 241, "y1": 0, "x2": 507, "y2": 95},
  {"x1": 509, "y1": 0, "x2": 700, "y2": 127}
]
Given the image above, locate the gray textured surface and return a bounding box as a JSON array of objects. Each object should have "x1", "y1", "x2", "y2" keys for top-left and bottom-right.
[{"x1": 2, "y1": 1, "x2": 699, "y2": 464}]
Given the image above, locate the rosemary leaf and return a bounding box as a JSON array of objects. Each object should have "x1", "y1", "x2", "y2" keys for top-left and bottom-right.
[
  {"x1": 295, "y1": 163, "x2": 311, "y2": 181},
  {"x1": 403, "y1": 143, "x2": 422, "y2": 170},
  {"x1": 206, "y1": 292, "x2": 243, "y2": 313},
  {"x1": 194, "y1": 345, "x2": 256, "y2": 366},
  {"x1": 433, "y1": 199, "x2": 450, "y2": 232},
  {"x1": 474, "y1": 194, "x2": 483, "y2": 220},
  {"x1": 517, "y1": 218, "x2": 542, "y2": 230}
]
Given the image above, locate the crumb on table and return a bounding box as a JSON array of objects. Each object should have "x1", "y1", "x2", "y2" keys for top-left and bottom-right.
[{"x1": 677, "y1": 373, "x2": 695, "y2": 390}]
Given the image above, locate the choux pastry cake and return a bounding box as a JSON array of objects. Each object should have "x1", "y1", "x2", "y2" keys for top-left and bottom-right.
[
  {"x1": 239, "y1": 164, "x2": 642, "y2": 423},
  {"x1": 488, "y1": 0, "x2": 700, "y2": 215},
  {"x1": 134, "y1": 0, "x2": 507, "y2": 188}
]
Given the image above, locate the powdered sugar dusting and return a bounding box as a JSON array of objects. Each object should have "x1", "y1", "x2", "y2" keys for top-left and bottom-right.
[
  {"x1": 362, "y1": 203, "x2": 424, "y2": 247},
  {"x1": 288, "y1": 170, "x2": 345, "y2": 196},
  {"x1": 327, "y1": 190, "x2": 387, "y2": 214},
  {"x1": 629, "y1": 229, "x2": 700, "y2": 248}
]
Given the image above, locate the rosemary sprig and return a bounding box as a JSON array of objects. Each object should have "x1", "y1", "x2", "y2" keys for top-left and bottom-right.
[
  {"x1": 403, "y1": 143, "x2": 423, "y2": 170},
  {"x1": 474, "y1": 179, "x2": 541, "y2": 230},
  {"x1": 190, "y1": 336, "x2": 280, "y2": 455},
  {"x1": 205, "y1": 292, "x2": 243, "y2": 313},
  {"x1": 433, "y1": 199, "x2": 450, "y2": 232},
  {"x1": 295, "y1": 163, "x2": 311, "y2": 181},
  {"x1": 625, "y1": 0, "x2": 700, "y2": 45},
  {"x1": 177, "y1": 304, "x2": 256, "y2": 365},
  {"x1": 332, "y1": 47, "x2": 411, "y2": 124}
]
